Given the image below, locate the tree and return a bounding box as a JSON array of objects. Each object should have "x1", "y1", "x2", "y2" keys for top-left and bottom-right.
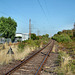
[
  {"x1": 0, "y1": 16, "x2": 17, "y2": 41},
  {"x1": 42, "y1": 34, "x2": 49, "y2": 38},
  {"x1": 62, "y1": 30, "x2": 73, "y2": 37},
  {"x1": 52, "y1": 33, "x2": 72, "y2": 43},
  {"x1": 36, "y1": 36, "x2": 39, "y2": 40},
  {"x1": 57, "y1": 31, "x2": 62, "y2": 35},
  {"x1": 45, "y1": 34, "x2": 49, "y2": 38},
  {"x1": 31, "y1": 33, "x2": 36, "y2": 40}
]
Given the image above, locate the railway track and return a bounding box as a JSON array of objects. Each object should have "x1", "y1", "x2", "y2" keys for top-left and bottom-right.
[{"x1": 4, "y1": 40, "x2": 54, "y2": 75}]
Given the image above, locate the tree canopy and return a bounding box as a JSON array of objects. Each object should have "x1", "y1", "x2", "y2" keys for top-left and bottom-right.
[
  {"x1": 0, "y1": 16, "x2": 17, "y2": 41},
  {"x1": 42, "y1": 34, "x2": 49, "y2": 38},
  {"x1": 31, "y1": 33, "x2": 36, "y2": 40}
]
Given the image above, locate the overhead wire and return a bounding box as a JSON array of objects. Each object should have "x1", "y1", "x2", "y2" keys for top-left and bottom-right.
[
  {"x1": 37, "y1": 0, "x2": 49, "y2": 23},
  {"x1": 37, "y1": 0, "x2": 46, "y2": 17},
  {"x1": 0, "y1": 10, "x2": 27, "y2": 27},
  {"x1": 0, "y1": 1, "x2": 27, "y2": 25},
  {"x1": 43, "y1": 0, "x2": 52, "y2": 37},
  {"x1": 0, "y1": 11, "x2": 9, "y2": 17},
  {"x1": 37, "y1": 0, "x2": 50, "y2": 35},
  {"x1": 43, "y1": 0, "x2": 49, "y2": 15}
]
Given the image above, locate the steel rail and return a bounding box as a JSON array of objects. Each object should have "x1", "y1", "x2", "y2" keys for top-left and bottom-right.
[
  {"x1": 35, "y1": 40, "x2": 54, "y2": 75},
  {"x1": 4, "y1": 40, "x2": 52, "y2": 75}
]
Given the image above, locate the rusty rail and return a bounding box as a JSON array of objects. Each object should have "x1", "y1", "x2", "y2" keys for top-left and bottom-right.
[
  {"x1": 35, "y1": 40, "x2": 54, "y2": 75},
  {"x1": 4, "y1": 40, "x2": 52, "y2": 75}
]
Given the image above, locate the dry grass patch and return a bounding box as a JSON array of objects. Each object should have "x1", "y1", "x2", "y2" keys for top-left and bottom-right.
[
  {"x1": 56, "y1": 50, "x2": 75, "y2": 75},
  {"x1": 0, "y1": 39, "x2": 48, "y2": 65},
  {"x1": 14, "y1": 46, "x2": 36, "y2": 60},
  {"x1": 0, "y1": 44, "x2": 42, "y2": 65}
]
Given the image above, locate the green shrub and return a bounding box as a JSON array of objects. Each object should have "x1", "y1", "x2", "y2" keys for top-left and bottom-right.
[
  {"x1": 52, "y1": 33, "x2": 72, "y2": 43},
  {"x1": 31, "y1": 33, "x2": 36, "y2": 40},
  {"x1": 17, "y1": 38, "x2": 50, "y2": 52},
  {"x1": 18, "y1": 42, "x2": 25, "y2": 52},
  {"x1": 17, "y1": 40, "x2": 21, "y2": 42},
  {"x1": 34, "y1": 40, "x2": 41, "y2": 47}
]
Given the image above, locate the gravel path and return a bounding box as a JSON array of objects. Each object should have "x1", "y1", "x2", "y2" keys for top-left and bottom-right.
[{"x1": 40, "y1": 44, "x2": 59, "y2": 75}]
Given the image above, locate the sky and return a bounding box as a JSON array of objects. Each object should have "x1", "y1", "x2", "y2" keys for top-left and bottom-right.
[{"x1": 0, "y1": 0, "x2": 75, "y2": 36}]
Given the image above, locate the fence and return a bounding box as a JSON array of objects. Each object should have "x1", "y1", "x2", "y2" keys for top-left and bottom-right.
[{"x1": 0, "y1": 38, "x2": 11, "y2": 44}]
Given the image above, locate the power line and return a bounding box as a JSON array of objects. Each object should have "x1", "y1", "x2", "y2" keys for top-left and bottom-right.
[
  {"x1": 43, "y1": 0, "x2": 49, "y2": 15},
  {"x1": 37, "y1": 0, "x2": 46, "y2": 17},
  {"x1": 0, "y1": 11, "x2": 25, "y2": 25},
  {"x1": 37, "y1": 0, "x2": 49, "y2": 23},
  {"x1": 0, "y1": 11, "x2": 9, "y2": 16},
  {"x1": 37, "y1": 30, "x2": 40, "y2": 36}
]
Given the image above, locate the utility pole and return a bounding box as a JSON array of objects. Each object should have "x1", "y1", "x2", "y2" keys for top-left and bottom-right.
[
  {"x1": 29, "y1": 19, "x2": 31, "y2": 39},
  {"x1": 74, "y1": 23, "x2": 75, "y2": 30},
  {"x1": 37, "y1": 30, "x2": 40, "y2": 36}
]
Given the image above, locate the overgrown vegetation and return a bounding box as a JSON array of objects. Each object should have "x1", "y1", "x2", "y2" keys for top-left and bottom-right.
[
  {"x1": 0, "y1": 33, "x2": 50, "y2": 65},
  {"x1": 52, "y1": 29, "x2": 75, "y2": 75},
  {"x1": 52, "y1": 33, "x2": 72, "y2": 43},
  {"x1": 18, "y1": 34, "x2": 50, "y2": 52},
  {"x1": 52, "y1": 30, "x2": 73, "y2": 43},
  {"x1": 56, "y1": 51, "x2": 75, "y2": 75},
  {"x1": 18, "y1": 42, "x2": 25, "y2": 52},
  {"x1": 31, "y1": 33, "x2": 49, "y2": 40}
]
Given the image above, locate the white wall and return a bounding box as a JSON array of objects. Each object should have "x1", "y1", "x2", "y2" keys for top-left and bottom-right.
[
  {"x1": 22, "y1": 33, "x2": 29, "y2": 41},
  {"x1": 15, "y1": 33, "x2": 22, "y2": 37},
  {"x1": 15, "y1": 33, "x2": 29, "y2": 41}
]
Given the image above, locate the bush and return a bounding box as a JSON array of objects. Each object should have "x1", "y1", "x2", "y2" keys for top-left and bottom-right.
[
  {"x1": 31, "y1": 33, "x2": 36, "y2": 40},
  {"x1": 18, "y1": 38, "x2": 50, "y2": 52},
  {"x1": 52, "y1": 33, "x2": 72, "y2": 43},
  {"x1": 18, "y1": 42, "x2": 25, "y2": 52},
  {"x1": 17, "y1": 40, "x2": 21, "y2": 42},
  {"x1": 34, "y1": 40, "x2": 41, "y2": 47}
]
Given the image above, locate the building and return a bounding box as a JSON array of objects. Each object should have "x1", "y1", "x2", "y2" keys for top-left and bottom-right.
[{"x1": 15, "y1": 33, "x2": 29, "y2": 42}]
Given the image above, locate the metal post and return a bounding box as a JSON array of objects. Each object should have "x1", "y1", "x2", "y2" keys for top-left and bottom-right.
[
  {"x1": 29, "y1": 19, "x2": 31, "y2": 39},
  {"x1": 37, "y1": 30, "x2": 40, "y2": 36}
]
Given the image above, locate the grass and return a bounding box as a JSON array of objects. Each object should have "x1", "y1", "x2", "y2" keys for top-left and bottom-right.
[
  {"x1": 0, "y1": 44, "x2": 12, "y2": 65},
  {"x1": 0, "y1": 39, "x2": 49, "y2": 65},
  {"x1": 52, "y1": 30, "x2": 75, "y2": 75},
  {"x1": 55, "y1": 50, "x2": 75, "y2": 75},
  {"x1": 0, "y1": 44, "x2": 39, "y2": 65},
  {"x1": 54, "y1": 40, "x2": 75, "y2": 75},
  {"x1": 0, "y1": 43, "x2": 40, "y2": 65},
  {"x1": 61, "y1": 41, "x2": 75, "y2": 59}
]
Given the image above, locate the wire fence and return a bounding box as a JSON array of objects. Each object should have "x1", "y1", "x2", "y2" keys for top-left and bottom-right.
[{"x1": 0, "y1": 38, "x2": 11, "y2": 44}]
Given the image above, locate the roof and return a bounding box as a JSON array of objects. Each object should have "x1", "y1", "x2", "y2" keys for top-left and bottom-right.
[{"x1": 16, "y1": 33, "x2": 29, "y2": 35}]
